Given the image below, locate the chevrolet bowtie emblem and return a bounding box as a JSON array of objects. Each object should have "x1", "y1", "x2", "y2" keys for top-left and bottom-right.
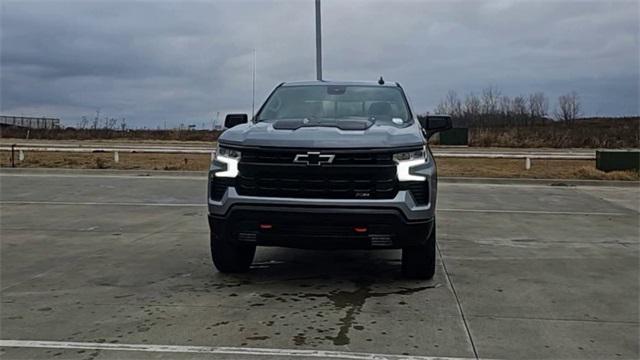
[{"x1": 293, "y1": 152, "x2": 335, "y2": 166}]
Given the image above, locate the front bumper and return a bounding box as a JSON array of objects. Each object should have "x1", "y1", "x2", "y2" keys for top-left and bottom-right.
[
  {"x1": 209, "y1": 205, "x2": 434, "y2": 249},
  {"x1": 208, "y1": 187, "x2": 434, "y2": 222}
]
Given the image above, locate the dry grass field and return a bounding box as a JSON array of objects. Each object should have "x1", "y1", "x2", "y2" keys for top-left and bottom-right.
[
  {"x1": 1, "y1": 151, "x2": 638, "y2": 181},
  {"x1": 2, "y1": 117, "x2": 638, "y2": 148},
  {"x1": 0, "y1": 152, "x2": 210, "y2": 171},
  {"x1": 438, "y1": 158, "x2": 639, "y2": 181}
]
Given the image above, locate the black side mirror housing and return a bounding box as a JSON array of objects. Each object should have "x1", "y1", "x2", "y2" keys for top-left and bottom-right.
[
  {"x1": 419, "y1": 115, "x2": 452, "y2": 136},
  {"x1": 224, "y1": 114, "x2": 248, "y2": 129}
]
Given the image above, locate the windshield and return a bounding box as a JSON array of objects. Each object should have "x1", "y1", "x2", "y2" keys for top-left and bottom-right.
[{"x1": 256, "y1": 85, "x2": 411, "y2": 124}]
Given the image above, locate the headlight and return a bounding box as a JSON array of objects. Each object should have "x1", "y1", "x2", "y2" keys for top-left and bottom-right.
[
  {"x1": 393, "y1": 148, "x2": 426, "y2": 162},
  {"x1": 394, "y1": 146, "x2": 428, "y2": 181},
  {"x1": 216, "y1": 146, "x2": 241, "y2": 160},
  {"x1": 214, "y1": 145, "x2": 241, "y2": 178}
]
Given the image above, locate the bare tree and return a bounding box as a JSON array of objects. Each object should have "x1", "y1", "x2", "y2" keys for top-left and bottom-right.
[
  {"x1": 499, "y1": 96, "x2": 512, "y2": 116},
  {"x1": 104, "y1": 117, "x2": 118, "y2": 130},
  {"x1": 446, "y1": 90, "x2": 463, "y2": 117},
  {"x1": 512, "y1": 95, "x2": 528, "y2": 125},
  {"x1": 431, "y1": 87, "x2": 577, "y2": 128},
  {"x1": 512, "y1": 96, "x2": 528, "y2": 115},
  {"x1": 435, "y1": 90, "x2": 463, "y2": 117},
  {"x1": 463, "y1": 92, "x2": 481, "y2": 116},
  {"x1": 529, "y1": 92, "x2": 549, "y2": 119},
  {"x1": 435, "y1": 101, "x2": 448, "y2": 115},
  {"x1": 555, "y1": 91, "x2": 581, "y2": 123},
  {"x1": 92, "y1": 109, "x2": 100, "y2": 129},
  {"x1": 481, "y1": 86, "x2": 501, "y2": 115},
  {"x1": 120, "y1": 118, "x2": 127, "y2": 131},
  {"x1": 78, "y1": 116, "x2": 89, "y2": 129}
]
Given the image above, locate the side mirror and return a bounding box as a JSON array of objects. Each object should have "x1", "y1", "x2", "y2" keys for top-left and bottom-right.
[
  {"x1": 224, "y1": 114, "x2": 248, "y2": 128},
  {"x1": 419, "y1": 115, "x2": 452, "y2": 134}
]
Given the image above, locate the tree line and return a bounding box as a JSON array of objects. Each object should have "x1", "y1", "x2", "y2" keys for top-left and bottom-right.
[
  {"x1": 432, "y1": 86, "x2": 582, "y2": 127},
  {"x1": 77, "y1": 110, "x2": 127, "y2": 131}
]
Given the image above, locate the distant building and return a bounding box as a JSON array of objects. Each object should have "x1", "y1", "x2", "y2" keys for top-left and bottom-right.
[{"x1": 0, "y1": 115, "x2": 61, "y2": 129}]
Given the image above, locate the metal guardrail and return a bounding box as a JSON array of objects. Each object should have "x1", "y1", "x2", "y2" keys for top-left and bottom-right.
[{"x1": 0, "y1": 144, "x2": 596, "y2": 169}]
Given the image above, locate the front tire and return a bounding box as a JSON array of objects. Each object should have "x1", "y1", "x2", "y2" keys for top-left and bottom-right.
[
  {"x1": 210, "y1": 232, "x2": 256, "y2": 273},
  {"x1": 401, "y1": 225, "x2": 436, "y2": 279}
]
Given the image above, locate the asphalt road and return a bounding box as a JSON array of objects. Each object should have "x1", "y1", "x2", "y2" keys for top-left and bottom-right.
[{"x1": 0, "y1": 170, "x2": 638, "y2": 359}]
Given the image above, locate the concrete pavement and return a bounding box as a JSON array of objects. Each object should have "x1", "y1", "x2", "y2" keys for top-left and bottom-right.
[{"x1": 0, "y1": 170, "x2": 638, "y2": 359}]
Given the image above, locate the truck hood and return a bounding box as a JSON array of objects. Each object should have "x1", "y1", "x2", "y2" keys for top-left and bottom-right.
[{"x1": 218, "y1": 120, "x2": 425, "y2": 149}]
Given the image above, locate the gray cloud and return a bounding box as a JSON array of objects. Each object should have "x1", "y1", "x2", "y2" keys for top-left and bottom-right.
[{"x1": 1, "y1": 0, "x2": 638, "y2": 128}]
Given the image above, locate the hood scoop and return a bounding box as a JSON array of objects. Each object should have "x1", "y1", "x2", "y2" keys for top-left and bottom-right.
[{"x1": 272, "y1": 118, "x2": 373, "y2": 131}]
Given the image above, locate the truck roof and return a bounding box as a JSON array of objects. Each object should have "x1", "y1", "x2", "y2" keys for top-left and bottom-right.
[{"x1": 281, "y1": 80, "x2": 400, "y2": 88}]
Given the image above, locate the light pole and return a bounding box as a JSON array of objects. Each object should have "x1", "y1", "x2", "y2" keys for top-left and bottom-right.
[{"x1": 315, "y1": 0, "x2": 322, "y2": 81}]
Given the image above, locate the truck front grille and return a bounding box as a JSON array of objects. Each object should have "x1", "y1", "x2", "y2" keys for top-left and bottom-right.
[
  {"x1": 235, "y1": 148, "x2": 399, "y2": 199},
  {"x1": 241, "y1": 150, "x2": 394, "y2": 165}
]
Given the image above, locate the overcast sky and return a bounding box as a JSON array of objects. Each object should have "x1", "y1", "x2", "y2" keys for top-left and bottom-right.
[{"x1": 1, "y1": 0, "x2": 638, "y2": 128}]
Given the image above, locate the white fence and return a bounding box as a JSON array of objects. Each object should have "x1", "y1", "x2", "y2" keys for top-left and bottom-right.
[{"x1": 0, "y1": 144, "x2": 596, "y2": 170}]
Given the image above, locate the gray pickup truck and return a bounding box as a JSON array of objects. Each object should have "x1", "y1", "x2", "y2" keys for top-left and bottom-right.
[{"x1": 207, "y1": 80, "x2": 451, "y2": 279}]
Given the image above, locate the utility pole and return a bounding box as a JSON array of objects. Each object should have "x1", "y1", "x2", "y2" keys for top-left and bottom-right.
[{"x1": 315, "y1": 0, "x2": 322, "y2": 81}]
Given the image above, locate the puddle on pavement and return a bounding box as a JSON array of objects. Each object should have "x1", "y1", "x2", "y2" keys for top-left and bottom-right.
[{"x1": 293, "y1": 280, "x2": 441, "y2": 346}]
